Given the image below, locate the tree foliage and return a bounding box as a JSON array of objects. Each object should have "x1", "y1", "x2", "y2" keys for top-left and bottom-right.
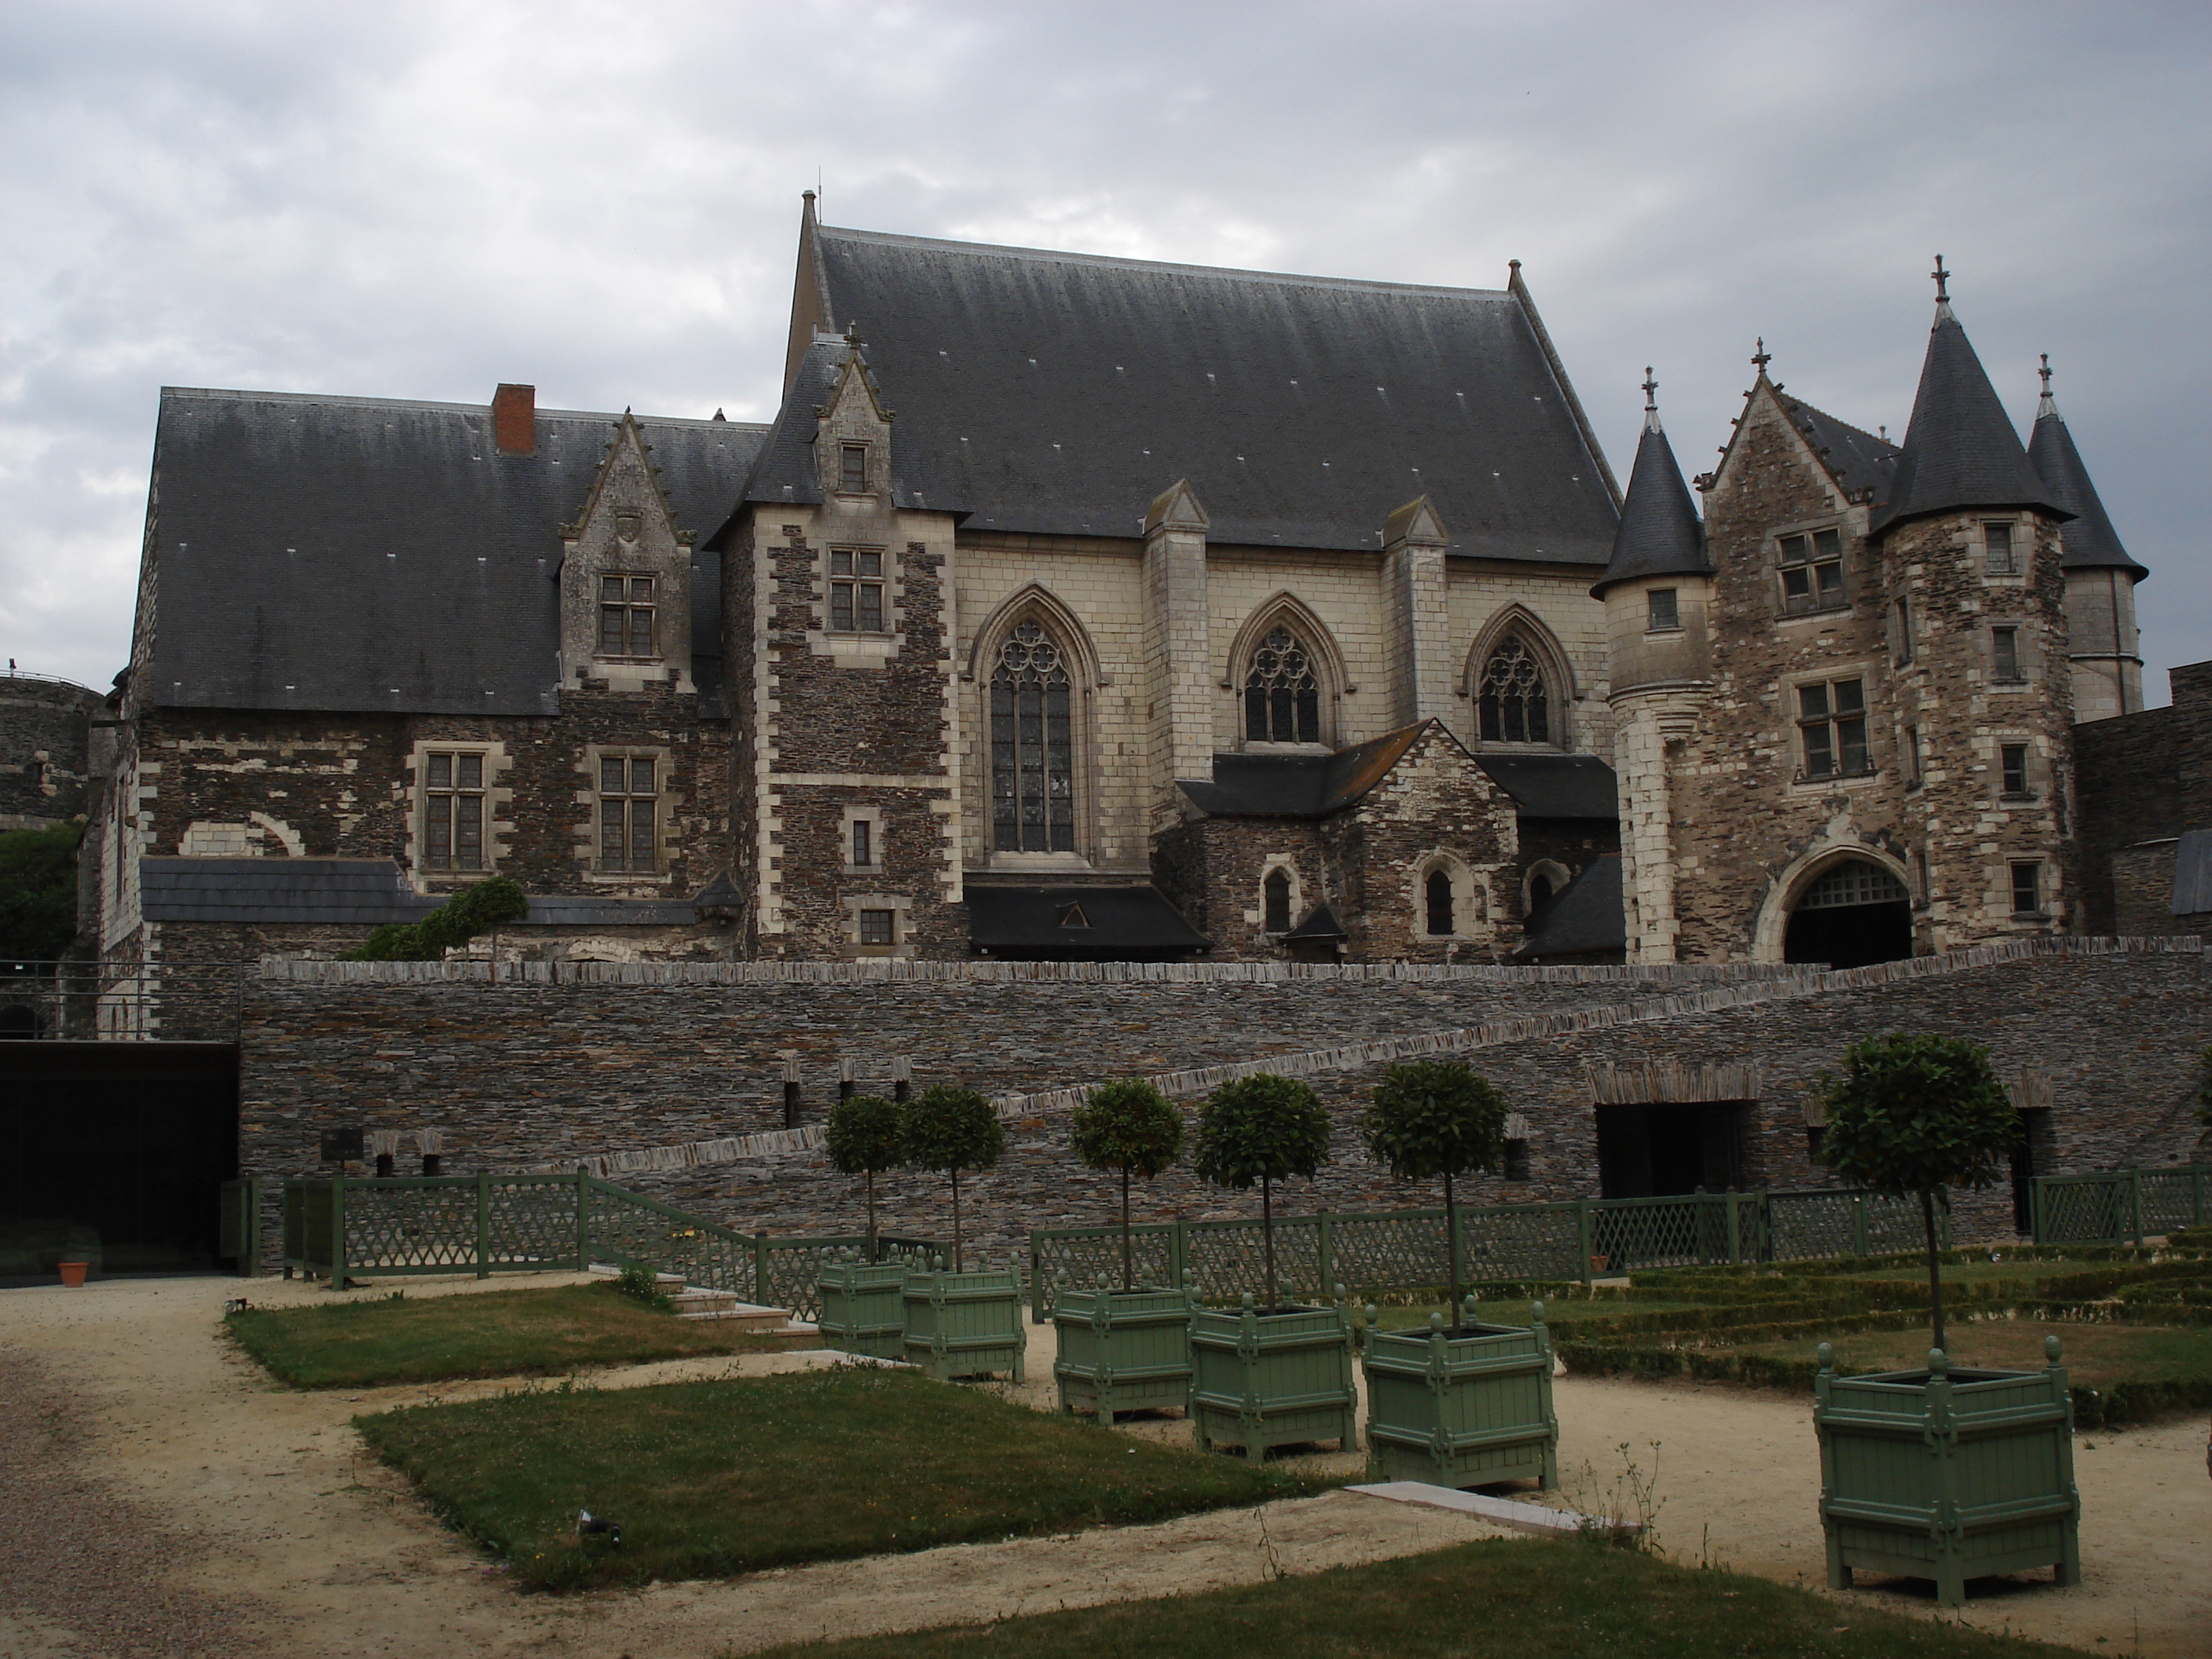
[
  {"x1": 1362, "y1": 1060, "x2": 1509, "y2": 1185},
  {"x1": 903, "y1": 1084, "x2": 1004, "y2": 1273},
  {"x1": 826, "y1": 1093, "x2": 908, "y2": 1177},
  {"x1": 343, "y1": 875, "x2": 531, "y2": 961},
  {"x1": 0, "y1": 821, "x2": 85, "y2": 965},
  {"x1": 1813, "y1": 1033, "x2": 2017, "y2": 1199},
  {"x1": 1192, "y1": 1073, "x2": 1331, "y2": 1192},
  {"x1": 1071, "y1": 1078, "x2": 1185, "y2": 1290}
]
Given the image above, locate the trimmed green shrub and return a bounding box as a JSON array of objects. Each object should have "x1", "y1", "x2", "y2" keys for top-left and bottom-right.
[
  {"x1": 1192, "y1": 1072, "x2": 1331, "y2": 1310},
  {"x1": 1069, "y1": 1079, "x2": 1185, "y2": 1291},
  {"x1": 903, "y1": 1085, "x2": 1004, "y2": 1272},
  {"x1": 1362, "y1": 1059, "x2": 1509, "y2": 1317},
  {"x1": 824, "y1": 1093, "x2": 906, "y2": 1261}
]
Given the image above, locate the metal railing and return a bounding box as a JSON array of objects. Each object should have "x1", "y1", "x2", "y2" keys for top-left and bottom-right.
[
  {"x1": 2031, "y1": 1166, "x2": 2212, "y2": 1246},
  {"x1": 274, "y1": 1171, "x2": 936, "y2": 1320},
  {"x1": 1, "y1": 959, "x2": 244, "y2": 1041},
  {"x1": 1027, "y1": 1187, "x2": 1932, "y2": 1320}
]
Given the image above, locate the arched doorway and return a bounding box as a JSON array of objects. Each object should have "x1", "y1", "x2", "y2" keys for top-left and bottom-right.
[{"x1": 1783, "y1": 859, "x2": 1913, "y2": 969}]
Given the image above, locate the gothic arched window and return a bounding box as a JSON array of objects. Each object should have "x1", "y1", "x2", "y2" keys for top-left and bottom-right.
[
  {"x1": 1478, "y1": 636, "x2": 1551, "y2": 745},
  {"x1": 1424, "y1": 870, "x2": 1455, "y2": 936},
  {"x1": 991, "y1": 621, "x2": 1075, "y2": 852},
  {"x1": 1244, "y1": 627, "x2": 1321, "y2": 744},
  {"x1": 1264, "y1": 869, "x2": 1292, "y2": 933}
]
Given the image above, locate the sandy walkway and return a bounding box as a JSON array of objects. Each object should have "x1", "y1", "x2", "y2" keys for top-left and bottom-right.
[{"x1": 2, "y1": 1271, "x2": 2207, "y2": 1657}]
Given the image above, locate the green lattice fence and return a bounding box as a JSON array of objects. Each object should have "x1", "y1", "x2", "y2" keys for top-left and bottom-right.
[
  {"x1": 1766, "y1": 1190, "x2": 1935, "y2": 1261},
  {"x1": 2034, "y1": 1166, "x2": 2212, "y2": 1244},
  {"x1": 1463, "y1": 1201, "x2": 1586, "y2": 1282}
]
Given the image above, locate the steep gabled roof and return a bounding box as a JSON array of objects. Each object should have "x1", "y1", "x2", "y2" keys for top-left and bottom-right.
[
  {"x1": 1871, "y1": 300, "x2": 2064, "y2": 535},
  {"x1": 2028, "y1": 372, "x2": 2146, "y2": 579},
  {"x1": 1177, "y1": 723, "x2": 1433, "y2": 819},
  {"x1": 146, "y1": 388, "x2": 766, "y2": 715},
  {"x1": 1591, "y1": 387, "x2": 1708, "y2": 597},
  {"x1": 734, "y1": 333, "x2": 958, "y2": 518},
  {"x1": 798, "y1": 222, "x2": 1621, "y2": 562},
  {"x1": 1777, "y1": 394, "x2": 1899, "y2": 504}
]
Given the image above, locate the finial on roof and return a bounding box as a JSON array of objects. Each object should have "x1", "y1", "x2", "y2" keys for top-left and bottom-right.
[
  {"x1": 1931, "y1": 254, "x2": 1950, "y2": 303},
  {"x1": 844, "y1": 320, "x2": 864, "y2": 346},
  {"x1": 712, "y1": 408, "x2": 727, "y2": 422},
  {"x1": 1751, "y1": 338, "x2": 1771, "y2": 375},
  {"x1": 1641, "y1": 367, "x2": 1662, "y2": 433},
  {"x1": 803, "y1": 189, "x2": 816, "y2": 201}
]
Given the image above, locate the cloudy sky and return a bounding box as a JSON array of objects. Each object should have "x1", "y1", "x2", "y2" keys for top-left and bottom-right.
[{"x1": 3, "y1": 0, "x2": 2207, "y2": 698}]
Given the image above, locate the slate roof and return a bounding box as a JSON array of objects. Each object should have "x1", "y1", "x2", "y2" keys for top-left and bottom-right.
[
  {"x1": 1591, "y1": 410, "x2": 1708, "y2": 597},
  {"x1": 147, "y1": 388, "x2": 767, "y2": 716},
  {"x1": 803, "y1": 223, "x2": 1621, "y2": 562},
  {"x1": 1777, "y1": 394, "x2": 1900, "y2": 503},
  {"x1": 1511, "y1": 854, "x2": 1624, "y2": 959},
  {"x1": 731, "y1": 335, "x2": 959, "y2": 518},
  {"x1": 965, "y1": 884, "x2": 1209, "y2": 958},
  {"x1": 1472, "y1": 753, "x2": 1618, "y2": 819},
  {"x1": 1871, "y1": 307, "x2": 2065, "y2": 535},
  {"x1": 1282, "y1": 903, "x2": 1347, "y2": 941},
  {"x1": 2029, "y1": 398, "x2": 2147, "y2": 578},
  {"x1": 1177, "y1": 725, "x2": 1430, "y2": 819},
  {"x1": 139, "y1": 857, "x2": 709, "y2": 927}
]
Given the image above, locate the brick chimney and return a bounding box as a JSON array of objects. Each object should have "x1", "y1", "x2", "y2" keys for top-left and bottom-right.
[{"x1": 492, "y1": 383, "x2": 536, "y2": 456}]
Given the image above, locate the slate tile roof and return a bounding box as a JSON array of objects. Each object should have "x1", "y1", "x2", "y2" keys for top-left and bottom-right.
[
  {"x1": 1471, "y1": 753, "x2": 1619, "y2": 820},
  {"x1": 2030, "y1": 400, "x2": 2146, "y2": 578},
  {"x1": 965, "y1": 884, "x2": 1208, "y2": 957},
  {"x1": 146, "y1": 388, "x2": 767, "y2": 715},
  {"x1": 804, "y1": 225, "x2": 1621, "y2": 562},
  {"x1": 1777, "y1": 394, "x2": 1900, "y2": 504},
  {"x1": 1176, "y1": 724, "x2": 1430, "y2": 819},
  {"x1": 1511, "y1": 853, "x2": 1624, "y2": 958},
  {"x1": 1592, "y1": 409, "x2": 1709, "y2": 596},
  {"x1": 139, "y1": 857, "x2": 708, "y2": 927},
  {"x1": 1870, "y1": 307, "x2": 2065, "y2": 534}
]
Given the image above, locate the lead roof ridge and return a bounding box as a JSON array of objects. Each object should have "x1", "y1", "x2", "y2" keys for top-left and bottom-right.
[{"x1": 159, "y1": 385, "x2": 771, "y2": 433}]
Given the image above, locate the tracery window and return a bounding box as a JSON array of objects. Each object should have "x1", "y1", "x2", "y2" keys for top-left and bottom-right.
[
  {"x1": 1244, "y1": 628, "x2": 1321, "y2": 744},
  {"x1": 991, "y1": 621, "x2": 1075, "y2": 853},
  {"x1": 1478, "y1": 637, "x2": 1551, "y2": 745}
]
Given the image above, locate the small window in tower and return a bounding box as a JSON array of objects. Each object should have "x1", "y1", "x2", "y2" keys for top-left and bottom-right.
[
  {"x1": 859, "y1": 907, "x2": 896, "y2": 946},
  {"x1": 1991, "y1": 626, "x2": 2023, "y2": 683},
  {"x1": 1895, "y1": 598, "x2": 1914, "y2": 665},
  {"x1": 1984, "y1": 522, "x2": 2018, "y2": 576},
  {"x1": 1905, "y1": 723, "x2": 1923, "y2": 786},
  {"x1": 2009, "y1": 860, "x2": 2042, "y2": 917},
  {"x1": 1778, "y1": 528, "x2": 1846, "y2": 614},
  {"x1": 829, "y1": 548, "x2": 887, "y2": 633},
  {"x1": 840, "y1": 443, "x2": 869, "y2": 494},
  {"x1": 1914, "y1": 848, "x2": 1932, "y2": 906},
  {"x1": 2000, "y1": 743, "x2": 2031, "y2": 798},
  {"x1": 1424, "y1": 870, "x2": 1455, "y2": 936},
  {"x1": 1646, "y1": 588, "x2": 1679, "y2": 632},
  {"x1": 1263, "y1": 869, "x2": 1291, "y2": 934},
  {"x1": 851, "y1": 817, "x2": 873, "y2": 868},
  {"x1": 1796, "y1": 678, "x2": 1869, "y2": 778}
]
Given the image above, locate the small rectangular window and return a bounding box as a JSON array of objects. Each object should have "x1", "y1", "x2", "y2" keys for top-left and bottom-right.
[
  {"x1": 859, "y1": 907, "x2": 895, "y2": 946},
  {"x1": 598, "y1": 752, "x2": 659, "y2": 872},
  {"x1": 2010, "y1": 861, "x2": 2042, "y2": 916},
  {"x1": 827, "y1": 549, "x2": 887, "y2": 633},
  {"x1": 1778, "y1": 528, "x2": 1847, "y2": 614},
  {"x1": 1905, "y1": 723, "x2": 1922, "y2": 786},
  {"x1": 2000, "y1": 743, "x2": 2030, "y2": 797},
  {"x1": 1646, "y1": 588, "x2": 1679, "y2": 631},
  {"x1": 840, "y1": 443, "x2": 868, "y2": 493},
  {"x1": 1915, "y1": 848, "x2": 1931, "y2": 903},
  {"x1": 1992, "y1": 626, "x2": 2023, "y2": 682},
  {"x1": 1798, "y1": 677, "x2": 1869, "y2": 778},
  {"x1": 597, "y1": 573, "x2": 656, "y2": 658},
  {"x1": 423, "y1": 751, "x2": 488, "y2": 871},
  {"x1": 851, "y1": 818, "x2": 873, "y2": 867},
  {"x1": 1985, "y1": 522, "x2": 2017, "y2": 576},
  {"x1": 1895, "y1": 598, "x2": 1914, "y2": 665}
]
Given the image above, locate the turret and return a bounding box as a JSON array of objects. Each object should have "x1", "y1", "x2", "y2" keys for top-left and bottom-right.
[
  {"x1": 2029, "y1": 355, "x2": 2148, "y2": 721},
  {"x1": 1596, "y1": 371, "x2": 1712, "y2": 963}
]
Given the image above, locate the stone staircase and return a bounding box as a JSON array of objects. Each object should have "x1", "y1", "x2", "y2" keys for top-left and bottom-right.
[{"x1": 588, "y1": 1264, "x2": 818, "y2": 1335}]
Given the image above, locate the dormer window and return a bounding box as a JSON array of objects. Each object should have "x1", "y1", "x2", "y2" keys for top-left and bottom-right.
[
  {"x1": 599, "y1": 575, "x2": 657, "y2": 658},
  {"x1": 1778, "y1": 528, "x2": 1844, "y2": 613},
  {"x1": 830, "y1": 549, "x2": 886, "y2": 632},
  {"x1": 839, "y1": 442, "x2": 869, "y2": 494}
]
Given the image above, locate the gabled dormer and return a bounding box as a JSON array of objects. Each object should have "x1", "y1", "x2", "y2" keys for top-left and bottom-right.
[
  {"x1": 559, "y1": 412, "x2": 695, "y2": 694},
  {"x1": 814, "y1": 331, "x2": 895, "y2": 505}
]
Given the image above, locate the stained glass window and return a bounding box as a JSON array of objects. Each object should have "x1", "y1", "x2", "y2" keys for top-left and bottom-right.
[
  {"x1": 1244, "y1": 628, "x2": 1321, "y2": 743},
  {"x1": 990, "y1": 621, "x2": 1075, "y2": 853},
  {"x1": 1478, "y1": 637, "x2": 1551, "y2": 745}
]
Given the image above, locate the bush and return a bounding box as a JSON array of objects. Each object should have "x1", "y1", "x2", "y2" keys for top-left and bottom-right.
[
  {"x1": 1363, "y1": 1060, "x2": 1509, "y2": 1317},
  {"x1": 1192, "y1": 1072, "x2": 1331, "y2": 1309},
  {"x1": 616, "y1": 1263, "x2": 672, "y2": 1312},
  {"x1": 0, "y1": 820, "x2": 85, "y2": 965},
  {"x1": 903, "y1": 1085, "x2": 1004, "y2": 1273},
  {"x1": 1070, "y1": 1079, "x2": 1185, "y2": 1291},
  {"x1": 343, "y1": 874, "x2": 530, "y2": 961},
  {"x1": 824, "y1": 1093, "x2": 906, "y2": 1260}
]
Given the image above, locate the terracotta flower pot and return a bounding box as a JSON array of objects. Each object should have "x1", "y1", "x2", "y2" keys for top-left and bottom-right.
[{"x1": 57, "y1": 1261, "x2": 90, "y2": 1288}]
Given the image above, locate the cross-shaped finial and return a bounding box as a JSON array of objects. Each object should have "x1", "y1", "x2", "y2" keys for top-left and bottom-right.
[
  {"x1": 844, "y1": 319, "x2": 865, "y2": 346},
  {"x1": 1751, "y1": 338, "x2": 1771, "y2": 374},
  {"x1": 2038, "y1": 352, "x2": 2053, "y2": 394},
  {"x1": 1931, "y1": 255, "x2": 1950, "y2": 303},
  {"x1": 1641, "y1": 367, "x2": 1657, "y2": 411}
]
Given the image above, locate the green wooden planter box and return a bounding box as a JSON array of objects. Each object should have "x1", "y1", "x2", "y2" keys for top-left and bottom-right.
[
  {"x1": 815, "y1": 1260, "x2": 910, "y2": 1359},
  {"x1": 1814, "y1": 1339, "x2": 2081, "y2": 1606},
  {"x1": 1362, "y1": 1302, "x2": 1558, "y2": 1490},
  {"x1": 1189, "y1": 1296, "x2": 1357, "y2": 1459},
  {"x1": 1051, "y1": 1279, "x2": 1195, "y2": 1423},
  {"x1": 903, "y1": 1264, "x2": 1027, "y2": 1382}
]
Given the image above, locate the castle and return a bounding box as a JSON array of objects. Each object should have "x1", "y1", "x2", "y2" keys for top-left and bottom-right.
[{"x1": 57, "y1": 209, "x2": 2163, "y2": 984}]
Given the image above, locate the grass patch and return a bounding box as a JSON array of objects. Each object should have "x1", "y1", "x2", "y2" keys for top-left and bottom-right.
[
  {"x1": 227, "y1": 1282, "x2": 805, "y2": 1388},
  {"x1": 356, "y1": 1366, "x2": 1328, "y2": 1590},
  {"x1": 1740, "y1": 1319, "x2": 2212, "y2": 1391},
  {"x1": 749, "y1": 1536, "x2": 2085, "y2": 1659}
]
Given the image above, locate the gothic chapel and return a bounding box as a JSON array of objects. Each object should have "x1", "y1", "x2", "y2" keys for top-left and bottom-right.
[{"x1": 85, "y1": 207, "x2": 2147, "y2": 972}]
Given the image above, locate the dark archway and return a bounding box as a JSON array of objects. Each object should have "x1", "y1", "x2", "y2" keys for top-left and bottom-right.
[{"x1": 1783, "y1": 859, "x2": 1914, "y2": 969}]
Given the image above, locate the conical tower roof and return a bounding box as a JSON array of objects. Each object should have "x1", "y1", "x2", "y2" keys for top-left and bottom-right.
[
  {"x1": 1871, "y1": 258, "x2": 2065, "y2": 535},
  {"x1": 1591, "y1": 371, "x2": 1708, "y2": 598},
  {"x1": 2027, "y1": 356, "x2": 2146, "y2": 580}
]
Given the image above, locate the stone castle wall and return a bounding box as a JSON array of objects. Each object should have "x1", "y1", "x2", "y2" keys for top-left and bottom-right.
[{"x1": 238, "y1": 941, "x2": 2211, "y2": 1272}]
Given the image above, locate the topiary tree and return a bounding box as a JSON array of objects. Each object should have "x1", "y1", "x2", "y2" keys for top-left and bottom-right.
[
  {"x1": 1814, "y1": 1032, "x2": 2018, "y2": 1353},
  {"x1": 1069, "y1": 1079, "x2": 1185, "y2": 1291},
  {"x1": 902, "y1": 1084, "x2": 1005, "y2": 1273},
  {"x1": 1362, "y1": 1059, "x2": 1510, "y2": 1320},
  {"x1": 1192, "y1": 1072, "x2": 1332, "y2": 1311},
  {"x1": 824, "y1": 1092, "x2": 906, "y2": 1262},
  {"x1": 344, "y1": 875, "x2": 530, "y2": 961}
]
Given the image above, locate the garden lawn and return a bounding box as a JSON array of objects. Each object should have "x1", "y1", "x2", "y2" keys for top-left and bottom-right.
[
  {"x1": 1737, "y1": 1318, "x2": 2212, "y2": 1392},
  {"x1": 226, "y1": 1283, "x2": 806, "y2": 1388},
  {"x1": 748, "y1": 1536, "x2": 2086, "y2": 1659},
  {"x1": 355, "y1": 1366, "x2": 1329, "y2": 1590}
]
